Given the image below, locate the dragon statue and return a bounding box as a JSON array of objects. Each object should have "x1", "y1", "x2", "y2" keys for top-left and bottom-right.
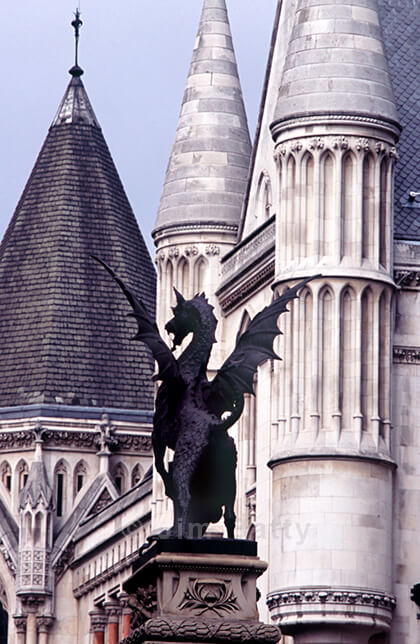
[{"x1": 95, "y1": 257, "x2": 313, "y2": 539}]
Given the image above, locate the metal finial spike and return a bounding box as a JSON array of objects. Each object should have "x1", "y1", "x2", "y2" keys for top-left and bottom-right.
[{"x1": 69, "y1": 8, "x2": 84, "y2": 77}]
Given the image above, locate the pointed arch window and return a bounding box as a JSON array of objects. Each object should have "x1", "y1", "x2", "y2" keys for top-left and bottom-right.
[
  {"x1": 194, "y1": 257, "x2": 207, "y2": 294},
  {"x1": 74, "y1": 460, "x2": 88, "y2": 497},
  {"x1": 16, "y1": 461, "x2": 29, "y2": 492},
  {"x1": 256, "y1": 171, "x2": 272, "y2": 220},
  {"x1": 1, "y1": 463, "x2": 11, "y2": 493},
  {"x1": 54, "y1": 460, "x2": 69, "y2": 518},
  {"x1": 131, "y1": 464, "x2": 143, "y2": 487},
  {"x1": 113, "y1": 463, "x2": 127, "y2": 494}
]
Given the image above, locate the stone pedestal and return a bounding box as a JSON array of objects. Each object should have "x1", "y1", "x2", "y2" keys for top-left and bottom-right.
[{"x1": 122, "y1": 539, "x2": 280, "y2": 644}]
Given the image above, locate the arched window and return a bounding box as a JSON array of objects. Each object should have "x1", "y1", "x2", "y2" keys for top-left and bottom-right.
[
  {"x1": 24, "y1": 511, "x2": 32, "y2": 545},
  {"x1": 34, "y1": 512, "x2": 43, "y2": 546},
  {"x1": 0, "y1": 463, "x2": 11, "y2": 493},
  {"x1": 194, "y1": 257, "x2": 207, "y2": 294},
  {"x1": 131, "y1": 464, "x2": 143, "y2": 487},
  {"x1": 178, "y1": 258, "x2": 190, "y2": 297},
  {"x1": 113, "y1": 463, "x2": 127, "y2": 494},
  {"x1": 16, "y1": 460, "x2": 29, "y2": 492},
  {"x1": 74, "y1": 460, "x2": 88, "y2": 497},
  {"x1": 54, "y1": 460, "x2": 69, "y2": 518},
  {"x1": 256, "y1": 171, "x2": 272, "y2": 220}
]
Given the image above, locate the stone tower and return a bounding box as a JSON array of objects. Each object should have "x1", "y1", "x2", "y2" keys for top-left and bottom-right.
[
  {"x1": 0, "y1": 47, "x2": 156, "y2": 643},
  {"x1": 153, "y1": 0, "x2": 251, "y2": 331},
  {"x1": 258, "y1": 0, "x2": 400, "y2": 641}
]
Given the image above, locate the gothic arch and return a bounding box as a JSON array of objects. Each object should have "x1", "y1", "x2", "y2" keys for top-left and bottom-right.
[
  {"x1": 15, "y1": 459, "x2": 28, "y2": 493},
  {"x1": 236, "y1": 310, "x2": 251, "y2": 343},
  {"x1": 0, "y1": 462, "x2": 11, "y2": 494},
  {"x1": 131, "y1": 463, "x2": 143, "y2": 487},
  {"x1": 256, "y1": 170, "x2": 272, "y2": 220},
  {"x1": 54, "y1": 458, "x2": 70, "y2": 518},
  {"x1": 113, "y1": 462, "x2": 128, "y2": 494},
  {"x1": 194, "y1": 256, "x2": 208, "y2": 294},
  {"x1": 74, "y1": 460, "x2": 88, "y2": 497},
  {"x1": 178, "y1": 257, "x2": 190, "y2": 297}
]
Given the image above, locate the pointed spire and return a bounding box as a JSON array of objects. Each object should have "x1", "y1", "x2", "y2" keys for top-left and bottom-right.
[
  {"x1": 272, "y1": 0, "x2": 399, "y2": 129},
  {"x1": 69, "y1": 8, "x2": 84, "y2": 78},
  {"x1": 19, "y1": 428, "x2": 54, "y2": 509},
  {"x1": 0, "y1": 37, "x2": 156, "y2": 410},
  {"x1": 154, "y1": 0, "x2": 251, "y2": 236}
]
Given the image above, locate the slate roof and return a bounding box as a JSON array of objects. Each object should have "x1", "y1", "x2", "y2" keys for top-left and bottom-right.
[
  {"x1": 0, "y1": 75, "x2": 156, "y2": 409},
  {"x1": 378, "y1": 0, "x2": 420, "y2": 240}
]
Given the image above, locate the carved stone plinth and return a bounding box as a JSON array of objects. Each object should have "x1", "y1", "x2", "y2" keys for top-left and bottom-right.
[{"x1": 122, "y1": 539, "x2": 280, "y2": 644}]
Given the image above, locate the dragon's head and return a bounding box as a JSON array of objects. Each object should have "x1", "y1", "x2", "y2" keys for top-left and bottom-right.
[{"x1": 165, "y1": 289, "x2": 217, "y2": 351}]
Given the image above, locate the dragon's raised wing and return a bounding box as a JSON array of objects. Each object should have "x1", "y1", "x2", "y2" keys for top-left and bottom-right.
[
  {"x1": 92, "y1": 256, "x2": 179, "y2": 383},
  {"x1": 205, "y1": 276, "x2": 317, "y2": 424}
]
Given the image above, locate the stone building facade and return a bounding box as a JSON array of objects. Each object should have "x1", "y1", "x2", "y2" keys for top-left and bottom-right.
[{"x1": 0, "y1": 0, "x2": 419, "y2": 643}]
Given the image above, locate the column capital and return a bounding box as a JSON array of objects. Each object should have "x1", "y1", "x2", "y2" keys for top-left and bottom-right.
[
  {"x1": 36, "y1": 616, "x2": 55, "y2": 633},
  {"x1": 13, "y1": 615, "x2": 27, "y2": 634},
  {"x1": 89, "y1": 608, "x2": 107, "y2": 632},
  {"x1": 104, "y1": 599, "x2": 122, "y2": 623}
]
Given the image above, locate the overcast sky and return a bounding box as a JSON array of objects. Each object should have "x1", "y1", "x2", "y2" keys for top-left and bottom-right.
[{"x1": 1, "y1": 1, "x2": 277, "y2": 254}]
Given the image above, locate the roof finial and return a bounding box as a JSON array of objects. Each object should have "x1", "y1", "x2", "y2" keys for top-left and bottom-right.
[{"x1": 69, "y1": 8, "x2": 84, "y2": 77}]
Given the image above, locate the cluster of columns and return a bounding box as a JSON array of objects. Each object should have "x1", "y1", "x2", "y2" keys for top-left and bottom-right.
[
  {"x1": 89, "y1": 594, "x2": 132, "y2": 644},
  {"x1": 14, "y1": 614, "x2": 54, "y2": 644}
]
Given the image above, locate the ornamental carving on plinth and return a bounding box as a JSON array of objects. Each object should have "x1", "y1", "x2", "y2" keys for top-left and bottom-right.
[
  {"x1": 123, "y1": 617, "x2": 280, "y2": 644},
  {"x1": 179, "y1": 579, "x2": 239, "y2": 617}
]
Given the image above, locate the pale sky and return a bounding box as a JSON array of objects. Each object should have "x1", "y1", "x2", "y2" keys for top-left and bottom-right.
[{"x1": 1, "y1": 1, "x2": 277, "y2": 254}]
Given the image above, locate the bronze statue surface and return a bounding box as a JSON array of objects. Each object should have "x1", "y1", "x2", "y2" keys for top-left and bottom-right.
[{"x1": 95, "y1": 257, "x2": 312, "y2": 538}]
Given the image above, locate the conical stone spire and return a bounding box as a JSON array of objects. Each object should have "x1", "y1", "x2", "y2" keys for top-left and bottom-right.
[
  {"x1": 272, "y1": 0, "x2": 399, "y2": 128},
  {"x1": 154, "y1": 0, "x2": 251, "y2": 237}
]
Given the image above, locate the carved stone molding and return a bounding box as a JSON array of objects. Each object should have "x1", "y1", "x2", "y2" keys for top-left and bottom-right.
[
  {"x1": 89, "y1": 609, "x2": 108, "y2": 632},
  {"x1": 333, "y1": 136, "x2": 349, "y2": 150},
  {"x1": 275, "y1": 135, "x2": 397, "y2": 161},
  {"x1": 219, "y1": 259, "x2": 275, "y2": 314},
  {"x1": 123, "y1": 617, "x2": 281, "y2": 644},
  {"x1": 267, "y1": 588, "x2": 396, "y2": 609},
  {"x1": 168, "y1": 247, "x2": 180, "y2": 259},
  {"x1": 394, "y1": 269, "x2": 420, "y2": 287},
  {"x1": 184, "y1": 245, "x2": 198, "y2": 257},
  {"x1": 179, "y1": 579, "x2": 239, "y2": 617},
  {"x1": 205, "y1": 244, "x2": 220, "y2": 256},
  {"x1": 0, "y1": 539, "x2": 16, "y2": 575},
  {"x1": 53, "y1": 541, "x2": 75, "y2": 583},
  {"x1": 0, "y1": 429, "x2": 152, "y2": 453},
  {"x1": 13, "y1": 616, "x2": 28, "y2": 634},
  {"x1": 36, "y1": 616, "x2": 54, "y2": 633},
  {"x1": 393, "y1": 346, "x2": 420, "y2": 364},
  {"x1": 267, "y1": 587, "x2": 395, "y2": 633}
]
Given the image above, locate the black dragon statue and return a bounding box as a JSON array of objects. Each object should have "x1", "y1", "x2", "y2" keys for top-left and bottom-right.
[{"x1": 95, "y1": 257, "x2": 313, "y2": 539}]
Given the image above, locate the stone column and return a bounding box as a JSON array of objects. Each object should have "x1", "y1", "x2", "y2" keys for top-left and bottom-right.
[
  {"x1": 37, "y1": 616, "x2": 54, "y2": 644},
  {"x1": 13, "y1": 615, "x2": 27, "y2": 644},
  {"x1": 89, "y1": 609, "x2": 107, "y2": 644},
  {"x1": 104, "y1": 599, "x2": 121, "y2": 644},
  {"x1": 26, "y1": 612, "x2": 37, "y2": 644},
  {"x1": 119, "y1": 592, "x2": 132, "y2": 638}
]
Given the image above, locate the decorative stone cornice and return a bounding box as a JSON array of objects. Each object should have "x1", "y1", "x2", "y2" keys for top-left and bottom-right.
[
  {"x1": 393, "y1": 346, "x2": 420, "y2": 364},
  {"x1": 0, "y1": 429, "x2": 151, "y2": 453},
  {"x1": 274, "y1": 135, "x2": 398, "y2": 163},
  {"x1": 218, "y1": 259, "x2": 274, "y2": 314},
  {"x1": 123, "y1": 617, "x2": 280, "y2": 644},
  {"x1": 271, "y1": 113, "x2": 401, "y2": 141},
  {"x1": 153, "y1": 222, "x2": 238, "y2": 242},
  {"x1": 394, "y1": 269, "x2": 420, "y2": 287},
  {"x1": 267, "y1": 588, "x2": 396, "y2": 609},
  {"x1": 267, "y1": 587, "x2": 395, "y2": 633}
]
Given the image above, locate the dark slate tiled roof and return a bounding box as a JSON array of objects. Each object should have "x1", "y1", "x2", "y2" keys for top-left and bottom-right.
[
  {"x1": 379, "y1": 0, "x2": 420, "y2": 239},
  {"x1": 0, "y1": 77, "x2": 156, "y2": 409}
]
